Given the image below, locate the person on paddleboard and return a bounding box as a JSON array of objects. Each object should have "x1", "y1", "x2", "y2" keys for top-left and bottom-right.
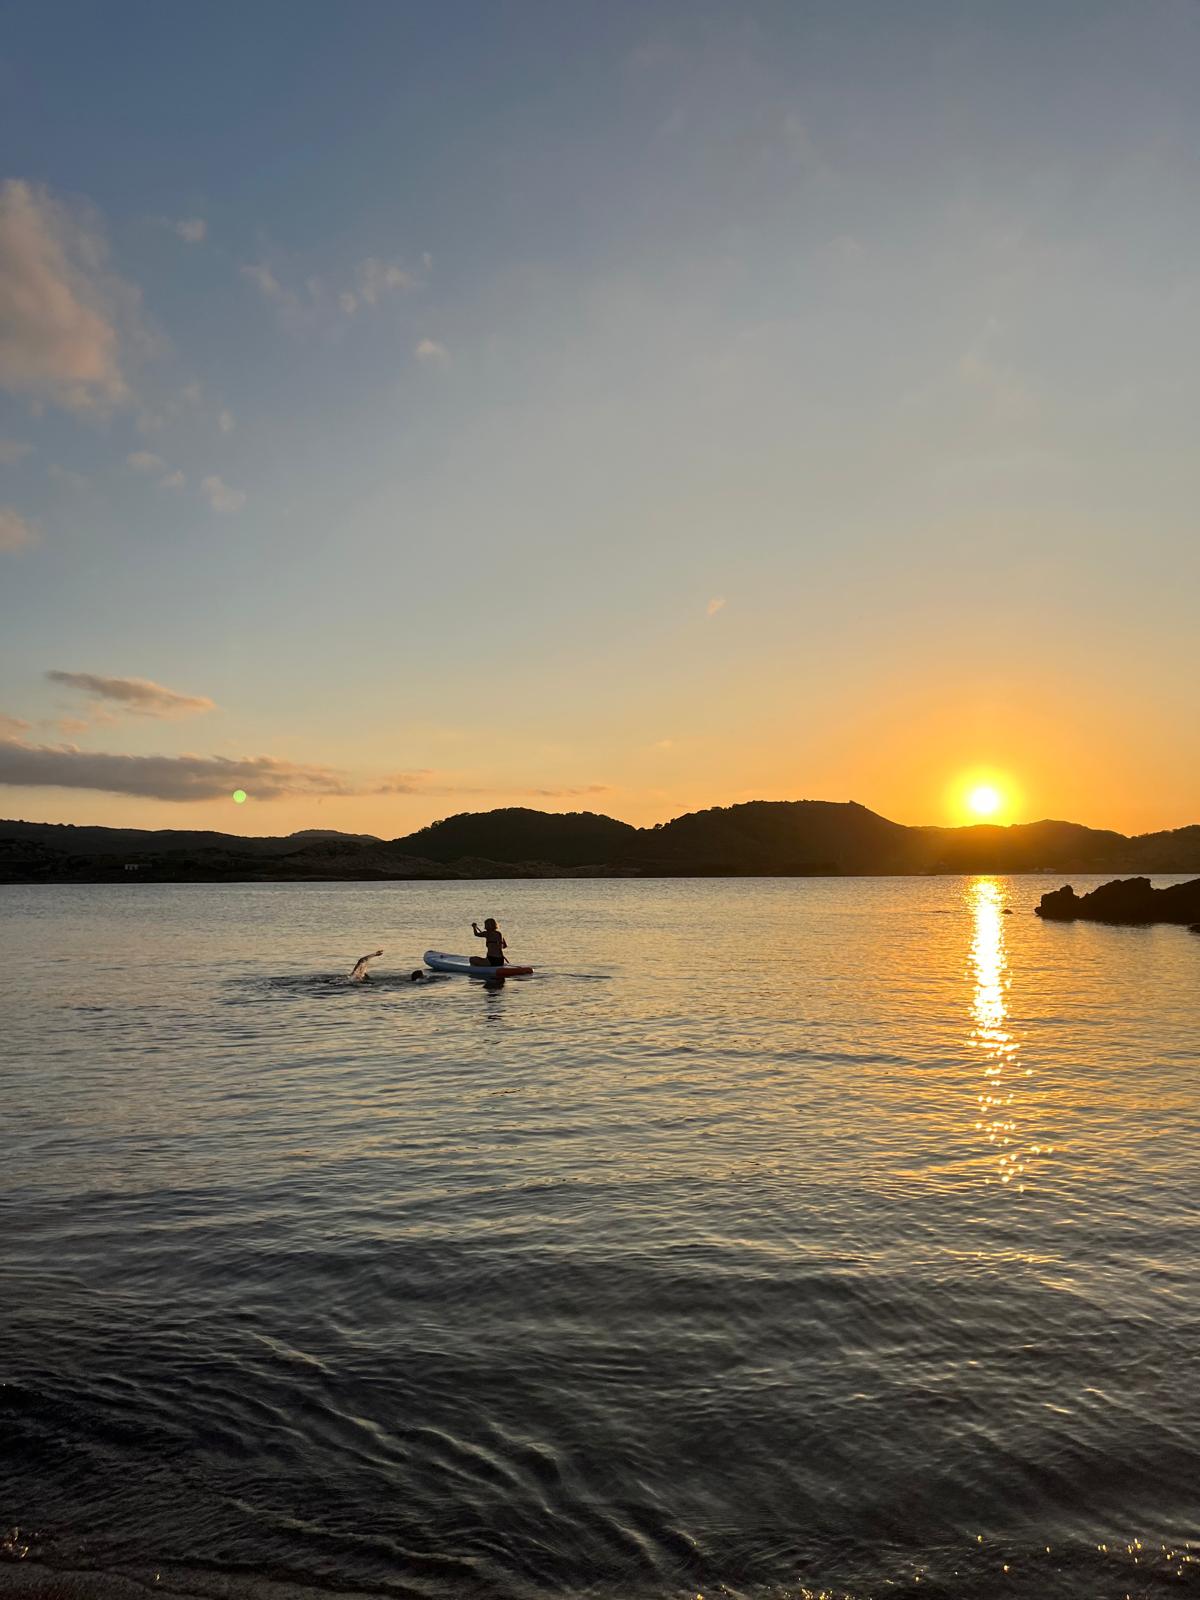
[{"x1": 471, "y1": 917, "x2": 507, "y2": 966}]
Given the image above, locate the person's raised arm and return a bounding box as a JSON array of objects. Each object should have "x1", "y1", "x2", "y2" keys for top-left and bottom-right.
[{"x1": 472, "y1": 922, "x2": 483, "y2": 938}]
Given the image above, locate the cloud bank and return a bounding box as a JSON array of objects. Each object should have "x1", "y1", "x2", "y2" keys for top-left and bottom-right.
[
  {"x1": 46, "y1": 671, "x2": 216, "y2": 719},
  {"x1": 0, "y1": 736, "x2": 612, "y2": 806},
  {"x1": 0, "y1": 740, "x2": 352, "y2": 802},
  {"x1": 0, "y1": 179, "x2": 133, "y2": 413}
]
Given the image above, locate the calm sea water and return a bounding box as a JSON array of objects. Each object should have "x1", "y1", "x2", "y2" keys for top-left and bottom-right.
[{"x1": 2, "y1": 876, "x2": 1198, "y2": 1600}]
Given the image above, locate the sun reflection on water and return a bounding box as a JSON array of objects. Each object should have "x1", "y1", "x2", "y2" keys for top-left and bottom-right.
[{"x1": 968, "y1": 877, "x2": 1040, "y2": 1190}]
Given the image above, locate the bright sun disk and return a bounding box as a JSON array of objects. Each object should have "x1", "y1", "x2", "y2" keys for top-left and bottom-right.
[{"x1": 968, "y1": 784, "x2": 1002, "y2": 817}]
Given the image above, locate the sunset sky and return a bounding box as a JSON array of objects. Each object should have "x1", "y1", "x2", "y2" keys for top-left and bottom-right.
[{"x1": 2, "y1": 1, "x2": 1198, "y2": 838}]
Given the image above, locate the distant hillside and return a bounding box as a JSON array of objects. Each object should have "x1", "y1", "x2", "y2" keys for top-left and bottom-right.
[
  {"x1": 643, "y1": 800, "x2": 920, "y2": 874},
  {"x1": 0, "y1": 819, "x2": 375, "y2": 857},
  {"x1": 2, "y1": 802, "x2": 1199, "y2": 883},
  {"x1": 289, "y1": 828, "x2": 382, "y2": 844},
  {"x1": 916, "y1": 819, "x2": 1131, "y2": 874},
  {"x1": 1123, "y1": 824, "x2": 1200, "y2": 872},
  {"x1": 395, "y1": 807, "x2": 640, "y2": 867}
]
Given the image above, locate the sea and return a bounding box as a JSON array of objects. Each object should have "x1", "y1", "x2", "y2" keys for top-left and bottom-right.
[{"x1": 2, "y1": 876, "x2": 1198, "y2": 1600}]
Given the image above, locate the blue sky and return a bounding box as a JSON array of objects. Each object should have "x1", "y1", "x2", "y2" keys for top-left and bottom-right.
[{"x1": 2, "y1": 1, "x2": 1198, "y2": 834}]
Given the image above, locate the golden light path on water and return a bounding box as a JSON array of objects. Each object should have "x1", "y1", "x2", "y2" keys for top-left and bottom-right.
[
  {"x1": 3, "y1": 877, "x2": 1199, "y2": 1597},
  {"x1": 967, "y1": 876, "x2": 1047, "y2": 1190}
]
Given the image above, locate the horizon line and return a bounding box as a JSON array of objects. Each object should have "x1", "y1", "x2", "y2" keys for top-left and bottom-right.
[{"x1": 3, "y1": 797, "x2": 1197, "y2": 843}]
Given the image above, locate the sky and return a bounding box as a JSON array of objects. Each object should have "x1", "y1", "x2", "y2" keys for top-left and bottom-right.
[{"x1": 2, "y1": 0, "x2": 1198, "y2": 839}]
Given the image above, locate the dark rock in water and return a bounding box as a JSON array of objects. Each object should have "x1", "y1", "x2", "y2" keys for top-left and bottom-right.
[
  {"x1": 1036, "y1": 876, "x2": 1200, "y2": 926},
  {"x1": 1037, "y1": 884, "x2": 1083, "y2": 919},
  {"x1": 1190, "y1": 923, "x2": 1200, "y2": 935}
]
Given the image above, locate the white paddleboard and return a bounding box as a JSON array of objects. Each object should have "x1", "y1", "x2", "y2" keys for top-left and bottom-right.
[{"x1": 424, "y1": 950, "x2": 534, "y2": 978}]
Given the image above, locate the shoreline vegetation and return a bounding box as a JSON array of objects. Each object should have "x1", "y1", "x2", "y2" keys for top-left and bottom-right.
[{"x1": 3, "y1": 799, "x2": 1200, "y2": 886}]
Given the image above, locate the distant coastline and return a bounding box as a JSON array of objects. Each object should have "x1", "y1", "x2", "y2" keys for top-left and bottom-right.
[{"x1": 3, "y1": 800, "x2": 1199, "y2": 884}]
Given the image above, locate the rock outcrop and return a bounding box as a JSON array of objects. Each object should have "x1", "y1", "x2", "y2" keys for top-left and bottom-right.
[{"x1": 1036, "y1": 877, "x2": 1200, "y2": 925}]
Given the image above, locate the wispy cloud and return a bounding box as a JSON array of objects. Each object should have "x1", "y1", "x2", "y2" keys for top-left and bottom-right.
[
  {"x1": 241, "y1": 261, "x2": 285, "y2": 301},
  {"x1": 0, "y1": 739, "x2": 352, "y2": 802},
  {"x1": 375, "y1": 771, "x2": 436, "y2": 795},
  {"x1": 0, "y1": 438, "x2": 33, "y2": 465},
  {"x1": 958, "y1": 320, "x2": 1037, "y2": 422},
  {"x1": 239, "y1": 260, "x2": 323, "y2": 331},
  {"x1": 126, "y1": 450, "x2": 185, "y2": 489},
  {"x1": 0, "y1": 712, "x2": 32, "y2": 737},
  {"x1": 415, "y1": 337, "x2": 449, "y2": 366},
  {"x1": 172, "y1": 217, "x2": 207, "y2": 244},
  {"x1": 779, "y1": 113, "x2": 835, "y2": 183},
  {"x1": 47, "y1": 464, "x2": 89, "y2": 491},
  {"x1": 706, "y1": 596, "x2": 726, "y2": 616},
  {"x1": 345, "y1": 258, "x2": 418, "y2": 314},
  {"x1": 202, "y1": 474, "x2": 246, "y2": 513},
  {"x1": 217, "y1": 408, "x2": 234, "y2": 434},
  {"x1": 246, "y1": 254, "x2": 422, "y2": 325},
  {"x1": 0, "y1": 179, "x2": 136, "y2": 413},
  {"x1": 136, "y1": 380, "x2": 205, "y2": 437},
  {"x1": 529, "y1": 784, "x2": 611, "y2": 798},
  {"x1": 0, "y1": 506, "x2": 36, "y2": 552},
  {"x1": 375, "y1": 772, "x2": 609, "y2": 799},
  {"x1": 46, "y1": 670, "x2": 216, "y2": 719}
]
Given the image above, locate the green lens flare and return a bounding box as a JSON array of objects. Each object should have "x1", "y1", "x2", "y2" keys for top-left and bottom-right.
[{"x1": 232, "y1": 789, "x2": 247, "y2": 804}]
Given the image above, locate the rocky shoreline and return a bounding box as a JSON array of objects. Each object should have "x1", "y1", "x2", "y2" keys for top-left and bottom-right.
[{"x1": 1036, "y1": 876, "x2": 1200, "y2": 928}]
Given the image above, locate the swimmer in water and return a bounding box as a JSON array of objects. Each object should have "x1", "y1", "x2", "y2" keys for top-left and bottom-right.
[{"x1": 349, "y1": 949, "x2": 383, "y2": 982}]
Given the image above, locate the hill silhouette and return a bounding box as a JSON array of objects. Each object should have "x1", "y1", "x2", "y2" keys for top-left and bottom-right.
[
  {"x1": 398, "y1": 808, "x2": 639, "y2": 867},
  {"x1": 3, "y1": 801, "x2": 1200, "y2": 883},
  {"x1": 641, "y1": 801, "x2": 918, "y2": 874}
]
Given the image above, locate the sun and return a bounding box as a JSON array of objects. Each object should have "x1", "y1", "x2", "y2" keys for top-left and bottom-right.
[
  {"x1": 950, "y1": 771, "x2": 1020, "y2": 825},
  {"x1": 967, "y1": 784, "x2": 1002, "y2": 818}
]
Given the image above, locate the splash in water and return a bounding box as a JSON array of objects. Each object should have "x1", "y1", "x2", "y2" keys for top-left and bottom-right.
[{"x1": 349, "y1": 949, "x2": 382, "y2": 982}]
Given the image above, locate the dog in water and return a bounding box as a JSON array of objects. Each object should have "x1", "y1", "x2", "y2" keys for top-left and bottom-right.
[{"x1": 349, "y1": 949, "x2": 383, "y2": 982}]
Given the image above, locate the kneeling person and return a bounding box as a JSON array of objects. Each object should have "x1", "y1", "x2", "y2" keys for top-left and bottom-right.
[{"x1": 471, "y1": 918, "x2": 507, "y2": 966}]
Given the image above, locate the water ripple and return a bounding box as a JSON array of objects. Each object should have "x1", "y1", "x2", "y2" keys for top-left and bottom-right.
[{"x1": 2, "y1": 876, "x2": 1198, "y2": 1599}]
